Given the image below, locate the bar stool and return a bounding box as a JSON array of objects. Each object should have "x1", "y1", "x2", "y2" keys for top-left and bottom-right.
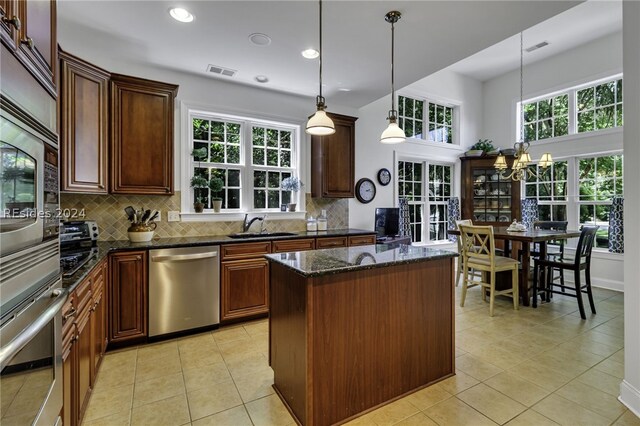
[{"x1": 532, "y1": 225, "x2": 598, "y2": 319}]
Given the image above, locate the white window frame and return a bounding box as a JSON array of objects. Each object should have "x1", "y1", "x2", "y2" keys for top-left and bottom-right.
[
  {"x1": 396, "y1": 156, "x2": 454, "y2": 244},
  {"x1": 397, "y1": 93, "x2": 460, "y2": 146},
  {"x1": 524, "y1": 160, "x2": 569, "y2": 222},
  {"x1": 517, "y1": 74, "x2": 623, "y2": 144},
  {"x1": 180, "y1": 103, "x2": 304, "y2": 221}
]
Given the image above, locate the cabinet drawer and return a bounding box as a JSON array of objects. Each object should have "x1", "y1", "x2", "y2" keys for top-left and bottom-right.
[
  {"x1": 62, "y1": 298, "x2": 76, "y2": 339},
  {"x1": 316, "y1": 237, "x2": 348, "y2": 249},
  {"x1": 348, "y1": 235, "x2": 376, "y2": 247},
  {"x1": 75, "y1": 276, "x2": 93, "y2": 316},
  {"x1": 272, "y1": 238, "x2": 315, "y2": 253},
  {"x1": 62, "y1": 323, "x2": 76, "y2": 355},
  {"x1": 91, "y1": 259, "x2": 106, "y2": 297},
  {"x1": 221, "y1": 242, "x2": 271, "y2": 261}
]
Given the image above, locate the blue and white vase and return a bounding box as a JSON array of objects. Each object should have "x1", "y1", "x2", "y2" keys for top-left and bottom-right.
[
  {"x1": 609, "y1": 196, "x2": 624, "y2": 253},
  {"x1": 520, "y1": 198, "x2": 539, "y2": 230},
  {"x1": 398, "y1": 198, "x2": 412, "y2": 240},
  {"x1": 447, "y1": 197, "x2": 461, "y2": 242}
]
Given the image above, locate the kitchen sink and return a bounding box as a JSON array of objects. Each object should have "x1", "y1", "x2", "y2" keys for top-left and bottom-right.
[{"x1": 227, "y1": 232, "x2": 297, "y2": 239}]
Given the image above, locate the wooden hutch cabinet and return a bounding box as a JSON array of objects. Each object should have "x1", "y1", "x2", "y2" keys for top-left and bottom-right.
[
  {"x1": 311, "y1": 112, "x2": 357, "y2": 198},
  {"x1": 461, "y1": 156, "x2": 521, "y2": 225}
]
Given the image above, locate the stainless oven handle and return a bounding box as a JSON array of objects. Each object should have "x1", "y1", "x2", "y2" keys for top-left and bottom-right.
[
  {"x1": 0, "y1": 288, "x2": 69, "y2": 370},
  {"x1": 151, "y1": 252, "x2": 218, "y2": 262}
]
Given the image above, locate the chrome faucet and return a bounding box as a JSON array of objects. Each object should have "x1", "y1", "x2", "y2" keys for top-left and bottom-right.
[{"x1": 243, "y1": 214, "x2": 265, "y2": 233}]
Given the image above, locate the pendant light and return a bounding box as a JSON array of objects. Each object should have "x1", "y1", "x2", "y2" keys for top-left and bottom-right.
[
  {"x1": 380, "y1": 11, "x2": 405, "y2": 144},
  {"x1": 495, "y1": 32, "x2": 552, "y2": 180},
  {"x1": 306, "y1": 0, "x2": 335, "y2": 136}
]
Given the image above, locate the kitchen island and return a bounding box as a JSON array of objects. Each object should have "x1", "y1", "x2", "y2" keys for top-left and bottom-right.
[{"x1": 266, "y1": 244, "x2": 457, "y2": 426}]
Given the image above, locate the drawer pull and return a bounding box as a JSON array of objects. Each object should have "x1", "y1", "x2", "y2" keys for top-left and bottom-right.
[
  {"x1": 20, "y1": 37, "x2": 33, "y2": 49},
  {"x1": 2, "y1": 15, "x2": 20, "y2": 30},
  {"x1": 63, "y1": 307, "x2": 76, "y2": 320}
]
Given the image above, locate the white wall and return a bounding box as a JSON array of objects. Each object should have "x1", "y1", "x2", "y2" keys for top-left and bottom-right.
[
  {"x1": 350, "y1": 70, "x2": 483, "y2": 234},
  {"x1": 621, "y1": 1, "x2": 640, "y2": 416},
  {"x1": 58, "y1": 24, "x2": 358, "y2": 199},
  {"x1": 481, "y1": 31, "x2": 624, "y2": 290}
]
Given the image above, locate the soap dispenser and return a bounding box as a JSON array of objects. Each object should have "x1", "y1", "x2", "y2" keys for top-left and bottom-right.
[{"x1": 317, "y1": 209, "x2": 328, "y2": 231}]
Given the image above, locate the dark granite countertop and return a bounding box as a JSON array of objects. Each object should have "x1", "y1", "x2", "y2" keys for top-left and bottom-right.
[
  {"x1": 265, "y1": 244, "x2": 458, "y2": 278},
  {"x1": 62, "y1": 229, "x2": 375, "y2": 292}
]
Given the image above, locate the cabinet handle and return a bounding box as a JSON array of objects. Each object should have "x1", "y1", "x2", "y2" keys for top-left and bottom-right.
[
  {"x1": 63, "y1": 307, "x2": 77, "y2": 320},
  {"x1": 98, "y1": 184, "x2": 105, "y2": 189},
  {"x1": 2, "y1": 15, "x2": 20, "y2": 30},
  {"x1": 20, "y1": 37, "x2": 33, "y2": 49}
]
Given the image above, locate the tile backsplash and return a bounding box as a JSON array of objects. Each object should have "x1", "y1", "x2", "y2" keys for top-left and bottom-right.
[{"x1": 61, "y1": 191, "x2": 349, "y2": 241}]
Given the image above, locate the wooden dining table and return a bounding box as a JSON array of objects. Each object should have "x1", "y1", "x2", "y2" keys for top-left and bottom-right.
[{"x1": 448, "y1": 226, "x2": 582, "y2": 306}]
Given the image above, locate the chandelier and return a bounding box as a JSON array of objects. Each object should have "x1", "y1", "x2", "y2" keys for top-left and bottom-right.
[{"x1": 494, "y1": 32, "x2": 552, "y2": 181}]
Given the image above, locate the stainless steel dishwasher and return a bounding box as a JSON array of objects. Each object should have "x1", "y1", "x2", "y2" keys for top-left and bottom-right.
[{"x1": 149, "y1": 245, "x2": 219, "y2": 336}]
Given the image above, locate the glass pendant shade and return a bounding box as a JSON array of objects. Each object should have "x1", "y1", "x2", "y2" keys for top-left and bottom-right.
[
  {"x1": 380, "y1": 120, "x2": 405, "y2": 144},
  {"x1": 306, "y1": 108, "x2": 335, "y2": 136}
]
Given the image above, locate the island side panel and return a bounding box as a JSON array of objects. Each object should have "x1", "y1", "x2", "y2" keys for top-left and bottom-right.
[
  {"x1": 310, "y1": 258, "x2": 454, "y2": 426},
  {"x1": 270, "y1": 262, "x2": 308, "y2": 423}
]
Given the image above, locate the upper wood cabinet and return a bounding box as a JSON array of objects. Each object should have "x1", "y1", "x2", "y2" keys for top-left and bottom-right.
[
  {"x1": 59, "y1": 50, "x2": 109, "y2": 193},
  {"x1": 110, "y1": 74, "x2": 178, "y2": 195},
  {"x1": 0, "y1": 0, "x2": 56, "y2": 97},
  {"x1": 311, "y1": 112, "x2": 357, "y2": 198}
]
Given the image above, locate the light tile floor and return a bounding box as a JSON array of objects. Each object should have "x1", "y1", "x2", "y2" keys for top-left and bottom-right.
[{"x1": 82, "y1": 286, "x2": 639, "y2": 426}]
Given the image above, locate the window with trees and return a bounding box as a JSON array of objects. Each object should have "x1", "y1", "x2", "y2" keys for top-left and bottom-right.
[
  {"x1": 577, "y1": 79, "x2": 623, "y2": 133},
  {"x1": 190, "y1": 112, "x2": 298, "y2": 213},
  {"x1": 523, "y1": 95, "x2": 569, "y2": 141},
  {"x1": 398, "y1": 160, "x2": 452, "y2": 243},
  {"x1": 398, "y1": 95, "x2": 455, "y2": 144},
  {"x1": 578, "y1": 154, "x2": 623, "y2": 248},
  {"x1": 525, "y1": 161, "x2": 568, "y2": 221}
]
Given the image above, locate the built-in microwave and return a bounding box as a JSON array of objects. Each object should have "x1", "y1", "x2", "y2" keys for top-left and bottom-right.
[{"x1": 0, "y1": 96, "x2": 60, "y2": 316}]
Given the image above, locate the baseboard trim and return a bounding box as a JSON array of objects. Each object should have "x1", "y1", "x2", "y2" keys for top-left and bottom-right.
[
  {"x1": 620, "y1": 380, "x2": 640, "y2": 418},
  {"x1": 562, "y1": 276, "x2": 624, "y2": 293}
]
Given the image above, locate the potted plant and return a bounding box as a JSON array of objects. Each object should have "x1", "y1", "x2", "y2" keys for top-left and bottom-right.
[
  {"x1": 466, "y1": 139, "x2": 495, "y2": 157},
  {"x1": 190, "y1": 175, "x2": 209, "y2": 213},
  {"x1": 280, "y1": 176, "x2": 304, "y2": 212},
  {"x1": 209, "y1": 176, "x2": 224, "y2": 213}
]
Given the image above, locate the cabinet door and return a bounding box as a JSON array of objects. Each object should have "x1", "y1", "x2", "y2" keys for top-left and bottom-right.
[
  {"x1": 62, "y1": 341, "x2": 76, "y2": 426},
  {"x1": 0, "y1": 0, "x2": 18, "y2": 48},
  {"x1": 76, "y1": 309, "x2": 92, "y2": 422},
  {"x1": 221, "y1": 258, "x2": 269, "y2": 321},
  {"x1": 17, "y1": 0, "x2": 56, "y2": 96},
  {"x1": 90, "y1": 262, "x2": 106, "y2": 383},
  {"x1": 59, "y1": 50, "x2": 110, "y2": 193},
  {"x1": 110, "y1": 74, "x2": 178, "y2": 194},
  {"x1": 109, "y1": 251, "x2": 148, "y2": 344},
  {"x1": 311, "y1": 113, "x2": 357, "y2": 198}
]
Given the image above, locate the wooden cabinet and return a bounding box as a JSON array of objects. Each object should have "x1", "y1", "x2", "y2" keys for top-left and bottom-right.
[
  {"x1": 62, "y1": 295, "x2": 76, "y2": 426},
  {"x1": 348, "y1": 234, "x2": 376, "y2": 247},
  {"x1": 59, "y1": 50, "x2": 109, "y2": 193},
  {"x1": 221, "y1": 242, "x2": 271, "y2": 322},
  {"x1": 311, "y1": 113, "x2": 357, "y2": 198},
  {"x1": 316, "y1": 236, "x2": 348, "y2": 249},
  {"x1": 90, "y1": 259, "x2": 107, "y2": 380},
  {"x1": 109, "y1": 251, "x2": 148, "y2": 344},
  {"x1": 76, "y1": 299, "x2": 92, "y2": 417},
  {"x1": 272, "y1": 238, "x2": 315, "y2": 253},
  {"x1": 461, "y1": 156, "x2": 521, "y2": 225},
  {"x1": 0, "y1": 0, "x2": 56, "y2": 97},
  {"x1": 110, "y1": 74, "x2": 178, "y2": 195}
]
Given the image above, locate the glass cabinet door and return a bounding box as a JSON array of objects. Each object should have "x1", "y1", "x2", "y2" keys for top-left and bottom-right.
[{"x1": 472, "y1": 168, "x2": 512, "y2": 223}]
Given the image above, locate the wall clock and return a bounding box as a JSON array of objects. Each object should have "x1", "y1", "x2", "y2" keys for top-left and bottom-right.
[
  {"x1": 355, "y1": 178, "x2": 376, "y2": 204},
  {"x1": 377, "y1": 168, "x2": 391, "y2": 186}
]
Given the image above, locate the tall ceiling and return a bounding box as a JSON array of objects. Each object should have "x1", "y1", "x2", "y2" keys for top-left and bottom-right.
[{"x1": 58, "y1": 1, "x2": 583, "y2": 108}]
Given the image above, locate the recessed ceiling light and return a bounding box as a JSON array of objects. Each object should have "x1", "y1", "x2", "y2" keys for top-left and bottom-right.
[
  {"x1": 338, "y1": 88, "x2": 351, "y2": 92},
  {"x1": 255, "y1": 75, "x2": 269, "y2": 83},
  {"x1": 301, "y1": 49, "x2": 319, "y2": 59},
  {"x1": 249, "y1": 33, "x2": 271, "y2": 46},
  {"x1": 169, "y1": 7, "x2": 194, "y2": 23}
]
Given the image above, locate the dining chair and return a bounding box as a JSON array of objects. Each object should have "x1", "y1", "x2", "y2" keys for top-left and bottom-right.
[
  {"x1": 520, "y1": 221, "x2": 568, "y2": 298},
  {"x1": 455, "y1": 219, "x2": 474, "y2": 287},
  {"x1": 532, "y1": 225, "x2": 599, "y2": 319},
  {"x1": 459, "y1": 224, "x2": 520, "y2": 317}
]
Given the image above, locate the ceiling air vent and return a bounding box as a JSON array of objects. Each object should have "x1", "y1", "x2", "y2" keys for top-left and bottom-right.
[
  {"x1": 207, "y1": 64, "x2": 237, "y2": 77},
  {"x1": 525, "y1": 41, "x2": 549, "y2": 53}
]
